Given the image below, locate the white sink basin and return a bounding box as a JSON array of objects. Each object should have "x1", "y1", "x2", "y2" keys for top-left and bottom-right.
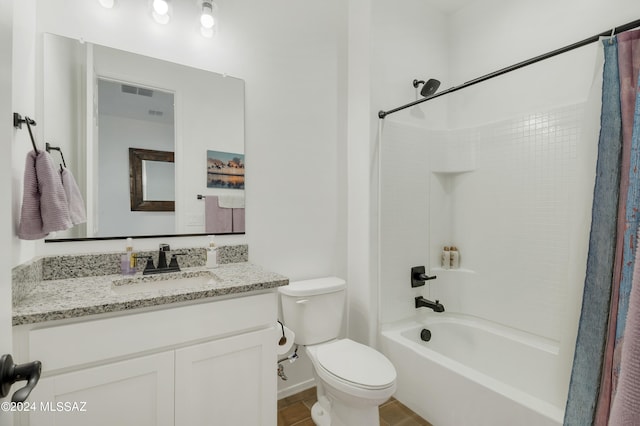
[{"x1": 112, "y1": 270, "x2": 218, "y2": 295}]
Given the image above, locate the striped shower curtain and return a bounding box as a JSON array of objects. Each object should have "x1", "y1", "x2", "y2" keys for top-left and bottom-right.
[{"x1": 564, "y1": 29, "x2": 640, "y2": 426}]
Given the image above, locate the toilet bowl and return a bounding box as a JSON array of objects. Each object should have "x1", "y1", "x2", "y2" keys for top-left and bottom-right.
[
  {"x1": 306, "y1": 339, "x2": 397, "y2": 426},
  {"x1": 278, "y1": 277, "x2": 397, "y2": 426}
]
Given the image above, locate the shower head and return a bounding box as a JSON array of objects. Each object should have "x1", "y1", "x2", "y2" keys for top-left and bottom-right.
[{"x1": 413, "y1": 78, "x2": 441, "y2": 97}]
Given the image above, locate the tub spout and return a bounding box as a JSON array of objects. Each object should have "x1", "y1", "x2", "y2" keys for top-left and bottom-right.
[{"x1": 415, "y1": 296, "x2": 445, "y2": 313}]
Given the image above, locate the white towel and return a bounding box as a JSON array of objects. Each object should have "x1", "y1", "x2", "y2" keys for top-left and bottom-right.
[
  {"x1": 61, "y1": 167, "x2": 87, "y2": 225},
  {"x1": 217, "y1": 195, "x2": 245, "y2": 209}
]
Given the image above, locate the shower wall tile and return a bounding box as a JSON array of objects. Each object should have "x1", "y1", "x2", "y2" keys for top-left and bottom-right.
[{"x1": 429, "y1": 103, "x2": 587, "y2": 341}]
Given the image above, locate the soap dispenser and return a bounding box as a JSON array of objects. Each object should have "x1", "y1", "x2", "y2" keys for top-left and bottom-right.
[
  {"x1": 127, "y1": 238, "x2": 135, "y2": 270},
  {"x1": 206, "y1": 236, "x2": 218, "y2": 269},
  {"x1": 121, "y1": 238, "x2": 136, "y2": 275}
]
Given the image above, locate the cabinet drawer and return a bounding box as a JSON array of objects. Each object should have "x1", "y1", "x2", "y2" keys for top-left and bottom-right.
[{"x1": 27, "y1": 292, "x2": 276, "y2": 373}]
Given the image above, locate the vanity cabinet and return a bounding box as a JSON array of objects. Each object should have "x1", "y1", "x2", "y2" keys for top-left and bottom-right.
[{"x1": 13, "y1": 292, "x2": 278, "y2": 426}]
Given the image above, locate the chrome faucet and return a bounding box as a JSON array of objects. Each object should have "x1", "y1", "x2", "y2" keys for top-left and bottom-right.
[{"x1": 415, "y1": 296, "x2": 445, "y2": 313}]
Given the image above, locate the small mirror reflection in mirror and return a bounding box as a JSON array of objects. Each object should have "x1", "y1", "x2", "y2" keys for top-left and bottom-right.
[{"x1": 142, "y1": 160, "x2": 175, "y2": 201}]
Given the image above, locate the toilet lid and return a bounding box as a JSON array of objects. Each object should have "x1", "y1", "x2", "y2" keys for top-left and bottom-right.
[{"x1": 315, "y1": 339, "x2": 396, "y2": 389}]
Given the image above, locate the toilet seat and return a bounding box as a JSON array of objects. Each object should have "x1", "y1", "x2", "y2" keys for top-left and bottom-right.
[{"x1": 309, "y1": 339, "x2": 396, "y2": 390}]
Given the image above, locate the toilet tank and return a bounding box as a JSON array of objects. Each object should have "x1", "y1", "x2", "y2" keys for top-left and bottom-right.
[{"x1": 278, "y1": 277, "x2": 346, "y2": 345}]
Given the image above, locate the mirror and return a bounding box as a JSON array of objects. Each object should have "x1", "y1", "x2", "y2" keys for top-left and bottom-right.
[
  {"x1": 129, "y1": 148, "x2": 175, "y2": 211},
  {"x1": 42, "y1": 33, "x2": 245, "y2": 241},
  {"x1": 143, "y1": 160, "x2": 176, "y2": 201}
]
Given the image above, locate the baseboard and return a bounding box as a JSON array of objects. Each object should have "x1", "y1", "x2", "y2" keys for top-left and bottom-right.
[{"x1": 277, "y1": 378, "x2": 316, "y2": 400}]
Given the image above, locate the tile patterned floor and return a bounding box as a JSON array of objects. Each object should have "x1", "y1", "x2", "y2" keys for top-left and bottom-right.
[{"x1": 277, "y1": 387, "x2": 432, "y2": 426}]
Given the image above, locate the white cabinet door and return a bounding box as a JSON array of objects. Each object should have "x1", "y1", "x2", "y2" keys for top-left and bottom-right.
[
  {"x1": 27, "y1": 351, "x2": 174, "y2": 426},
  {"x1": 175, "y1": 328, "x2": 277, "y2": 426}
]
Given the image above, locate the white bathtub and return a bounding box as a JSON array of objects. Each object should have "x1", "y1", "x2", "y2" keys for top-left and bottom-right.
[{"x1": 380, "y1": 314, "x2": 565, "y2": 426}]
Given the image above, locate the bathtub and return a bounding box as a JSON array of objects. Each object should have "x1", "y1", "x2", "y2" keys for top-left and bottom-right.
[{"x1": 380, "y1": 314, "x2": 565, "y2": 426}]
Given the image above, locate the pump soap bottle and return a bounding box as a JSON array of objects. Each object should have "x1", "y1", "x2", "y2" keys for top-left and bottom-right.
[
  {"x1": 206, "y1": 236, "x2": 218, "y2": 269},
  {"x1": 127, "y1": 238, "x2": 135, "y2": 269},
  {"x1": 122, "y1": 238, "x2": 136, "y2": 275}
]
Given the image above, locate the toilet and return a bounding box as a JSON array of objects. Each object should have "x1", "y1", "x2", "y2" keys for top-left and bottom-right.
[{"x1": 278, "y1": 277, "x2": 397, "y2": 426}]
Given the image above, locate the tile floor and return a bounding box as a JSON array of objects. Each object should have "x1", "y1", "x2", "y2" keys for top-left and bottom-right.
[{"x1": 277, "y1": 387, "x2": 432, "y2": 426}]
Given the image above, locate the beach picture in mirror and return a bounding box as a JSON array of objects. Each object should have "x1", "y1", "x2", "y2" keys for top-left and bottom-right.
[{"x1": 207, "y1": 150, "x2": 245, "y2": 189}]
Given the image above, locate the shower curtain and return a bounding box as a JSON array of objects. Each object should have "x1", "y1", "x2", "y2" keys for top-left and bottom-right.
[{"x1": 564, "y1": 29, "x2": 640, "y2": 426}]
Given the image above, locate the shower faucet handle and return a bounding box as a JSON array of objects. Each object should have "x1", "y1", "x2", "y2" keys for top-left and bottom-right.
[{"x1": 411, "y1": 266, "x2": 437, "y2": 288}]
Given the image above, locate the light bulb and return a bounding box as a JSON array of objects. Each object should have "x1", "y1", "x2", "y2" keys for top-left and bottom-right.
[
  {"x1": 201, "y1": 14, "x2": 214, "y2": 29},
  {"x1": 153, "y1": 0, "x2": 169, "y2": 15},
  {"x1": 152, "y1": 0, "x2": 170, "y2": 24},
  {"x1": 200, "y1": 2, "x2": 215, "y2": 29},
  {"x1": 98, "y1": 0, "x2": 115, "y2": 8}
]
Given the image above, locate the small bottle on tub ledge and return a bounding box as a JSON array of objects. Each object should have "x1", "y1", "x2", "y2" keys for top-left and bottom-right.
[
  {"x1": 450, "y1": 246, "x2": 460, "y2": 269},
  {"x1": 441, "y1": 246, "x2": 450, "y2": 269}
]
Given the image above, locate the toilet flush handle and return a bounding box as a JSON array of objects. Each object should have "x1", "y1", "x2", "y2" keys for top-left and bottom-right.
[{"x1": 296, "y1": 299, "x2": 309, "y2": 304}]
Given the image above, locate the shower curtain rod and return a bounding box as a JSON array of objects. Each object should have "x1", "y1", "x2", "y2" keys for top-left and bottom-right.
[{"x1": 378, "y1": 17, "x2": 640, "y2": 119}]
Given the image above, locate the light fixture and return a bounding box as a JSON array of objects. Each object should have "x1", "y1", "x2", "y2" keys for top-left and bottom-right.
[
  {"x1": 200, "y1": 1, "x2": 215, "y2": 28},
  {"x1": 98, "y1": 0, "x2": 115, "y2": 9},
  {"x1": 151, "y1": 0, "x2": 170, "y2": 24},
  {"x1": 200, "y1": 0, "x2": 217, "y2": 38}
]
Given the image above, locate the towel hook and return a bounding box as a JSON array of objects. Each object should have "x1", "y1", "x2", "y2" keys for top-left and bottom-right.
[
  {"x1": 13, "y1": 113, "x2": 36, "y2": 130},
  {"x1": 13, "y1": 113, "x2": 39, "y2": 153},
  {"x1": 45, "y1": 143, "x2": 67, "y2": 168},
  {"x1": 609, "y1": 27, "x2": 616, "y2": 44}
]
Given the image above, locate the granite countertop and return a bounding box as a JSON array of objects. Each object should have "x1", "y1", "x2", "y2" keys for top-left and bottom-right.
[{"x1": 13, "y1": 263, "x2": 289, "y2": 326}]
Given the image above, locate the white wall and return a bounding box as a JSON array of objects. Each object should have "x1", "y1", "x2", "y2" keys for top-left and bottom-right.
[
  {"x1": 15, "y1": 0, "x2": 347, "y2": 283},
  {"x1": 372, "y1": 0, "x2": 449, "y2": 129}
]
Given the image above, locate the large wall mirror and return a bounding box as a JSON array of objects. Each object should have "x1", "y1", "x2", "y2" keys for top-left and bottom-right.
[{"x1": 41, "y1": 33, "x2": 245, "y2": 241}]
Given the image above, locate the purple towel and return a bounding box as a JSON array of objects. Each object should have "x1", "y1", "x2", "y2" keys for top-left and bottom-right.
[
  {"x1": 18, "y1": 151, "x2": 47, "y2": 240},
  {"x1": 233, "y1": 208, "x2": 245, "y2": 233},
  {"x1": 609, "y1": 228, "x2": 640, "y2": 424},
  {"x1": 61, "y1": 167, "x2": 86, "y2": 225},
  {"x1": 205, "y1": 196, "x2": 232, "y2": 233},
  {"x1": 18, "y1": 150, "x2": 72, "y2": 240}
]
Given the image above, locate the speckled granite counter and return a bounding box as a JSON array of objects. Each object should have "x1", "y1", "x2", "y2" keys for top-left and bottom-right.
[{"x1": 13, "y1": 263, "x2": 289, "y2": 326}]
